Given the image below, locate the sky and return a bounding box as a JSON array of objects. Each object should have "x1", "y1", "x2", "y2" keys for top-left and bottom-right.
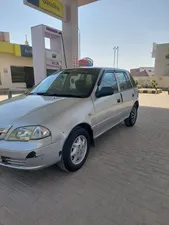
[{"x1": 0, "y1": 0, "x2": 169, "y2": 70}]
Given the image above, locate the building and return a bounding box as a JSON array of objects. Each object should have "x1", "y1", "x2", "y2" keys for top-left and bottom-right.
[
  {"x1": 0, "y1": 32, "x2": 34, "y2": 89},
  {"x1": 0, "y1": 31, "x2": 95, "y2": 90},
  {"x1": 152, "y1": 42, "x2": 169, "y2": 76},
  {"x1": 130, "y1": 67, "x2": 154, "y2": 77},
  {"x1": 129, "y1": 43, "x2": 169, "y2": 89},
  {"x1": 130, "y1": 66, "x2": 169, "y2": 89}
]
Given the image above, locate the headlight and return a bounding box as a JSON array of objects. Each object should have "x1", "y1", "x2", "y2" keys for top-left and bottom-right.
[{"x1": 8, "y1": 126, "x2": 51, "y2": 141}]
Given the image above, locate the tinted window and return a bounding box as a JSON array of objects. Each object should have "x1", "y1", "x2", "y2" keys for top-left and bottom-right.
[
  {"x1": 127, "y1": 72, "x2": 137, "y2": 87},
  {"x1": 124, "y1": 72, "x2": 132, "y2": 89},
  {"x1": 115, "y1": 71, "x2": 132, "y2": 91},
  {"x1": 100, "y1": 72, "x2": 118, "y2": 93}
]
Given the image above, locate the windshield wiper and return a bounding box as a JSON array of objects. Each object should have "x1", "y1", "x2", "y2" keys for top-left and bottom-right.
[
  {"x1": 59, "y1": 94, "x2": 86, "y2": 98},
  {"x1": 28, "y1": 92, "x2": 59, "y2": 96},
  {"x1": 28, "y1": 92, "x2": 86, "y2": 98}
]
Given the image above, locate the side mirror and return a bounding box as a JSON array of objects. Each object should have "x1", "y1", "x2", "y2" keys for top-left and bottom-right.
[{"x1": 95, "y1": 86, "x2": 114, "y2": 98}]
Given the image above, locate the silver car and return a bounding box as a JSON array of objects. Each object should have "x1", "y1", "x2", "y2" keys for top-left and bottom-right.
[{"x1": 0, "y1": 67, "x2": 139, "y2": 172}]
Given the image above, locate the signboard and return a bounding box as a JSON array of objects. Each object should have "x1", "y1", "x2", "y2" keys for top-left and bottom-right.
[
  {"x1": 79, "y1": 57, "x2": 93, "y2": 67},
  {"x1": 45, "y1": 26, "x2": 61, "y2": 36},
  {"x1": 20, "y1": 45, "x2": 33, "y2": 57},
  {"x1": 24, "y1": 0, "x2": 64, "y2": 20}
]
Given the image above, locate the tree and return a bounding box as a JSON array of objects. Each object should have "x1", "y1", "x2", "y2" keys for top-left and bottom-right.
[{"x1": 151, "y1": 80, "x2": 158, "y2": 92}]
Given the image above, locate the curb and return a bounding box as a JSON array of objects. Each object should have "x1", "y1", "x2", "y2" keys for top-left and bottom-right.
[{"x1": 139, "y1": 89, "x2": 162, "y2": 94}]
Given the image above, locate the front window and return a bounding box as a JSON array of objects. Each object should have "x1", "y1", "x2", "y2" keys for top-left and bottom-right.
[
  {"x1": 30, "y1": 68, "x2": 101, "y2": 98},
  {"x1": 100, "y1": 72, "x2": 119, "y2": 93}
]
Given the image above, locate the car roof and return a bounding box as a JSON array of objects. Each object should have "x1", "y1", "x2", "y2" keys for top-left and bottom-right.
[{"x1": 65, "y1": 67, "x2": 129, "y2": 72}]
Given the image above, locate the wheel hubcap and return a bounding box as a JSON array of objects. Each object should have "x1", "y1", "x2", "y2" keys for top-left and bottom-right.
[
  {"x1": 131, "y1": 107, "x2": 137, "y2": 123},
  {"x1": 70, "y1": 135, "x2": 87, "y2": 165}
]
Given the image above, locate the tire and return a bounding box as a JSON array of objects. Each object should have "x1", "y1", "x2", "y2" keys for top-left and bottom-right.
[
  {"x1": 58, "y1": 127, "x2": 90, "y2": 172},
  {"x1": 124, "y1": 104, "x2": 138, "y2": 127}
]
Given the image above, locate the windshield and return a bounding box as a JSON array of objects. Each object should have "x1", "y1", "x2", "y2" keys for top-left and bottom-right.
[{"x1": 30, "y1": 68, "x2": 101, "y2": 98}]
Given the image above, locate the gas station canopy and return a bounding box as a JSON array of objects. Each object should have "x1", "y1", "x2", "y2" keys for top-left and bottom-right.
[
  {"x1": 78, "y1": 0, "x2": 98, "y2": 6},
  {"x1": 24, "y1": 0, "x2": 98, "y2": 21},
  {"x1": 24, "y1": 0, "x2": 99, "y2": 83}
]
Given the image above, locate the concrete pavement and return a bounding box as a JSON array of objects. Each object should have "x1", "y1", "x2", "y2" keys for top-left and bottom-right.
[{"x1": 0, "y1": 93, "x2": 169, "y2": 225}]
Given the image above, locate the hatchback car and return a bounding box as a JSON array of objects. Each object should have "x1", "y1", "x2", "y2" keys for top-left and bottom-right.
[{"x1": 0, "y1": 67, "x2": 139, "y2": 172}]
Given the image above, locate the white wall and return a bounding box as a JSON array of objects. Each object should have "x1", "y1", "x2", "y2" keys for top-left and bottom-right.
[
  {"x1": 0, "y1": 53, "x2": 33, "y2": 89},
  {"x1": 154, "y1": 43, "x2": 169, "y2": 76},
  {"x1": 62, "y1": 0, "x2": 78, "y2": 68},
  {"x1": 31, "y1": 25, "x2": 46, "y2": 85},
  {"x1": 139, "y1": 67, "x2": 154, "y2": 76}
]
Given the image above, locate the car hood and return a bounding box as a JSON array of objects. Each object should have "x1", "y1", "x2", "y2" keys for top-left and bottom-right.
[{"x1": 0, "y1": 95, "x2": 82, "y2": 126}]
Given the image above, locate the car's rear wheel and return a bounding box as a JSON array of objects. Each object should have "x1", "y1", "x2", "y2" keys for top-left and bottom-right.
[
  {"x1": 58, "y1": 127, "x2": 90, "y2": 172},
  {"x1": 124, "y1": 104, "x2": 138, "y2": 127}
]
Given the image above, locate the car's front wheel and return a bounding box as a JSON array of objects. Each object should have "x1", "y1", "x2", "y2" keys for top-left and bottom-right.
[
  {"x1": 124, "y1": 104, "x2": 138, "y2": 127},
  {"x1": 58, "y1": 127, "x2": 90, "y2": 172}
]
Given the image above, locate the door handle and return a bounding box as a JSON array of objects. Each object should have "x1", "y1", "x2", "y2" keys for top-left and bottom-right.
[
  {"x1": 132, "y1": 93, "x2": 135, "y2": 97},
  {"x1": 117, "y1": 99, "x2": 121, "y2": 103}
]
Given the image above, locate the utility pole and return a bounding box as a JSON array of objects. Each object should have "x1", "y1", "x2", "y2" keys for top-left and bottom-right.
[
  {"x1": 116, "y1": 46, "x2": 119, "y2": 68},
  {"x1": 113, "y1": 46, "x2": 116, "y2": 67},
  {"x1": 78, "y1": 28, "x2": 81, "y2": 60},
  {"x1": 113, "y1": 46, "x2": 119, "y2": 68}
]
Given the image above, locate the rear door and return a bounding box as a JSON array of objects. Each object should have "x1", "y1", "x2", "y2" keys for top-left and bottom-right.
[
  {"x1": 127, "y1": 71, "x2": 139, "y2": 101},
  {"x1": 114, "y1": 70, "x2": 135, "y2": 119},
  {"x1": 92, "y1": 70, "x2": 121, "y2": 137}
]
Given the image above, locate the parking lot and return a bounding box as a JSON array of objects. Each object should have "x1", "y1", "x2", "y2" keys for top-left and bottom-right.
[{"x1": 0, "y1": 93, "x2": 169, "y2": 225}]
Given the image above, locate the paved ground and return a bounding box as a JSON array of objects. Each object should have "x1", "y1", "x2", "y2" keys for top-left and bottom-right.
[{"x1": 0, "y1": 93, "x2": 169, "y2": 225}]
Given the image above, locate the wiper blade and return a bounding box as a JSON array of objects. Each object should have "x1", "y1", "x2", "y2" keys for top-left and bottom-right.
[
  {"x1": 28, "y1": 93, "x2": 86, "y2": 98},
  {"x1": 61, "y1": 94, "x2": 85, "y2": 98},
  {"x1": 28, "y1": 92, "x2": 59, "y2": 96}
]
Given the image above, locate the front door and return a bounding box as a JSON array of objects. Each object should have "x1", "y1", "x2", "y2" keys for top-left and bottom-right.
[{"x1": 92, "y1": 71, "x2": 121, "y2": 138}]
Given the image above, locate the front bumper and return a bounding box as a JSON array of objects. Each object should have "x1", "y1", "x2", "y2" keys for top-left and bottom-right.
[{"x1": 0, "y1": 138, "x2": 64, "y2": 170}]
